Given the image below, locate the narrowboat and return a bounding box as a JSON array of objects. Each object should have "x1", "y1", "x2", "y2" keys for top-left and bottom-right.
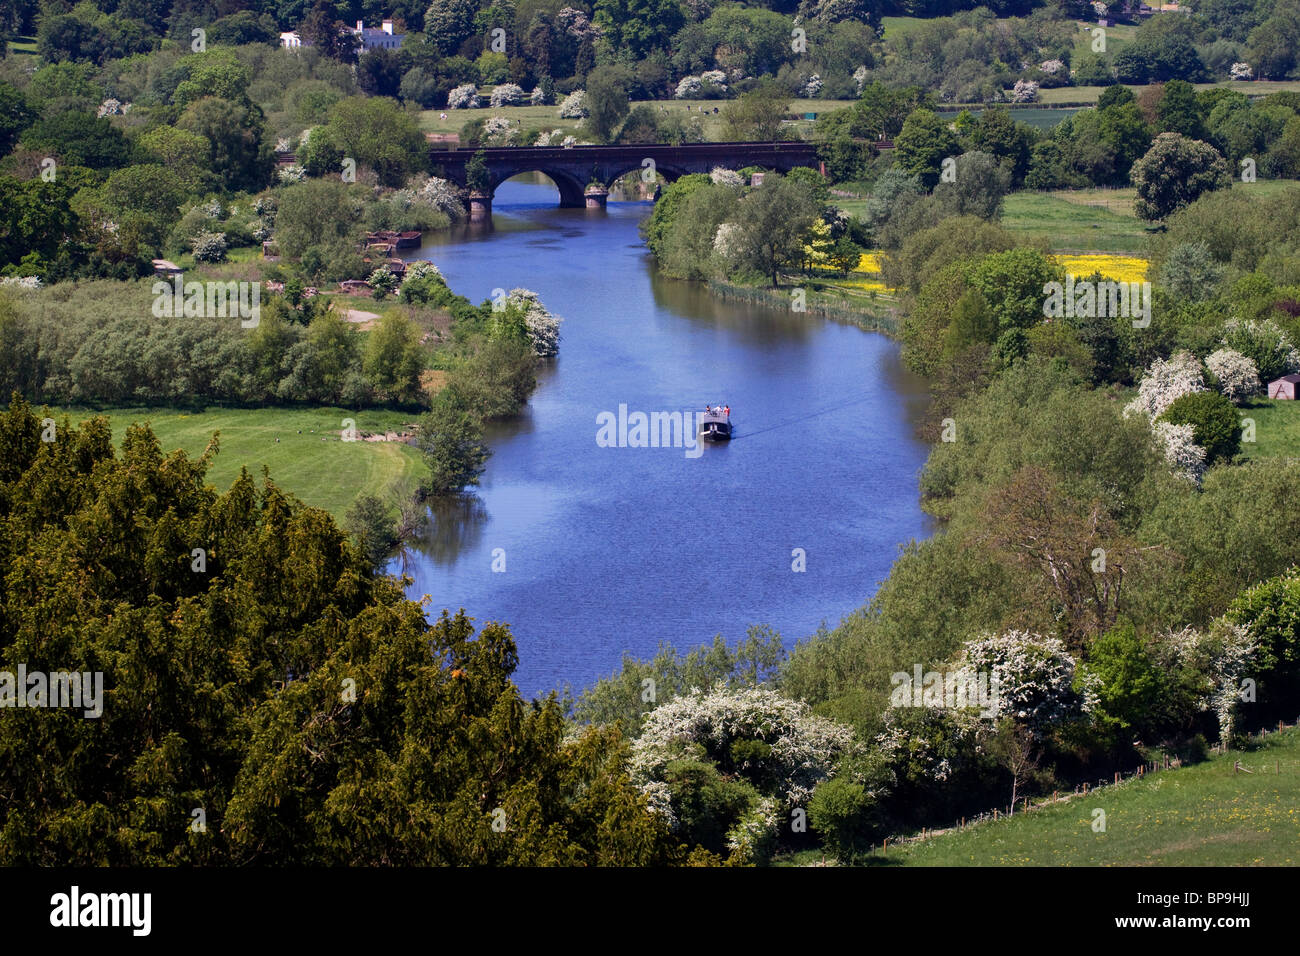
[{"x1": 699, "y1": 406, "x2": 732, "y2": 441}]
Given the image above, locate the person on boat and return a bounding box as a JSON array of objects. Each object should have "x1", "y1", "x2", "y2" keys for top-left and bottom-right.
[{"x1": 723, "y1": 405, "x2": 729, "y2": 417}]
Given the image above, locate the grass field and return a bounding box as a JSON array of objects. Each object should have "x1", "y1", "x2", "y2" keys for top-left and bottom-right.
[
  {"x1": 1002, "y1": 190, "x2": 1153, "y2": 254},
  {"x1": 43, "y1": 405, "x2": 427, "y2": 522},
  {"x1": 5, "y1": 34, "x2": 37, "y2": 55},
  {"x1": 776, "y1": 728, "x2": 1300, "y2": 866},
  {"x1": 1240, "y1": 398, "x2": 1300, "y2": 461}
]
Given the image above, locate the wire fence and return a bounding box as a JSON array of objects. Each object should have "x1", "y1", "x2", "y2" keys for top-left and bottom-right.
[{"x1": 870, "y1": 719, "x2": 1298, "y2": 855}]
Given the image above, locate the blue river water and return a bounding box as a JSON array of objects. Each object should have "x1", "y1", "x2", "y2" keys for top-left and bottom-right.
[{"x1": 392, "y1": 177, "x2": 933, "y2": 699}]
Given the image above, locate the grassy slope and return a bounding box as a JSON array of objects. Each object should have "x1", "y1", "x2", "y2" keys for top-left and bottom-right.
[
  {"x1": 1241, "y1": 399, "x2": 1300, "y2": 461},
  {"x1": 865, "y1": 729, "x2": 1300, "y2": 866},
  {"x1": 1002, "y1": 190, "x2": 1152, "y2": 254},
  {"x1": 1000, "y1": 181, "x2": 1300, "y2": 256},
  {"x1": 44, "y1": 405, "x2": 427, "y2": 522}
]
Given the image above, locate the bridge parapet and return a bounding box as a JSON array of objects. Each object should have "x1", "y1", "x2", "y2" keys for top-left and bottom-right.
[{"x1": 429, "y1": 141, "x2": 824, "y2": 208}]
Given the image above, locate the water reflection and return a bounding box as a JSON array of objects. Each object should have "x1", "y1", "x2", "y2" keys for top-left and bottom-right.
[{"x1": 406, "y1": 494, "x2": 489, "y2": 567}]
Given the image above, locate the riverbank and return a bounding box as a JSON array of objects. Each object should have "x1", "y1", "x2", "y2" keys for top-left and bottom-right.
[{"x1": 704, "y1": 278, "x2": 898, "y2": 336}]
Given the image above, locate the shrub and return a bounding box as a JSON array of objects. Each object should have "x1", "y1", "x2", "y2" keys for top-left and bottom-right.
[
  {"x1": 191, "y1": 231, "x2": 228, "y2": 263},
  {"x1": 447, "y1": 84, "x2": 480, "y2": 109},
  {"x1": 489, "y1": 83, "x2": 524, "y2": 107},
  {"x1": 558, "y1": 90, "x2": 589, "y2": 118},
  {"x1": 1158, "y1": 389, "x2": 1243, "y2": 465}
]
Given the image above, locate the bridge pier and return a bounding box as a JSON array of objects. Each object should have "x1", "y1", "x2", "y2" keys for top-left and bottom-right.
[
  {"x1": 584, "y1": 186, "x2": 609, "y2": 209},
  {"x1": 468, "y1": 191, "x2": 492, "y2": 223}
]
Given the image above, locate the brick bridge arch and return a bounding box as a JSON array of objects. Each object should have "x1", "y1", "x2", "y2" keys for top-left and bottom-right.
[{"x1": 432, "y1": 141, "x2": 823, "y2": 209}]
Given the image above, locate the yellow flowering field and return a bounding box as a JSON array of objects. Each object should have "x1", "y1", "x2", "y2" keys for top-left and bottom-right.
[{"x1": 1052, "y1": 254, "x2": 1149, "y2": 284}]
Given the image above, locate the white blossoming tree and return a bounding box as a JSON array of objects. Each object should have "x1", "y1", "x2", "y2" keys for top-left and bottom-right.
[
  {"x1": 1125, "y1": 350, "x2": 1206, "y2": 419},
  {"x1": 447, "y1": 84, "x2": 480, "y2": 109},
  {"x1": 1153, "y1": 421, "x2": 1207, "y2": 483},
  {"x1": 558, "y1": 90, "x2": 589, "y2": 118},
  {"x1": 958, "y1": 630, "x2": 1093, "y2": 737},
  {"x1": 709, "y1": 166, "x2": 744, "y2": 187},
  {"x1": 1204, "y1": 348, "x2": 1261, "y2": 403},
  {"x1": 674, "y1": 75, "x2": 702, "y2": 99},
  {"x1": 489, "y1": 83, "x2": 525, "y2": 107},
  {"x1": 630, "y1": 685, "x2": 856, "y2": 860},
  {"x1": 503, "y1": 288, "x2": 562, "y2": 357},
  {"x1": 1010, "y1": 79, "x2": 1039, "y2": 102},
  {"x1": 191, "y1": 231, "x2": 228, "y2": 263}
]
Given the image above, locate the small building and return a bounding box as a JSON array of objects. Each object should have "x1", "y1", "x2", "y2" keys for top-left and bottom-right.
[
  {"x1": 339, "y1": 279, "x2": 372, "y2": 295},
  {"x1": 152, "y1": 259, "x2": 182, "y2": 277},
  {"x1": 354, "y1": 19, "x2": 403, "y2": 50},
  {"x1": 750, "y1": 171, "x2": 765, "y2": 186},
  {"x1": 279, "y1": 30, "x2": 307, "y2": 49},
  {"x1": 1269, "y1": 374, "x2": 1300, "y2": 400}
]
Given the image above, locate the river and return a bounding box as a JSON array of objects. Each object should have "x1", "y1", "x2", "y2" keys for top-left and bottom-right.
[{"x1": 393, "y1": 176, "x2": 934, "y2": 699}]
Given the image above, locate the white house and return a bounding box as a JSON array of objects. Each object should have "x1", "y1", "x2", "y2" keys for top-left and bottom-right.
[
  {"x1": 280, "y1": 18, "x2": 404, "y2": 51},
  {"x1": 354, "y1": 19, "x2": 404, "y2": 50}
]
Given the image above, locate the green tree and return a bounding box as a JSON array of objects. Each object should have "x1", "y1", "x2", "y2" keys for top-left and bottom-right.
[
  {"x1": 1158, "y1": 390, "x2": 1242, "y2": 465},
  {"x1": 585, "y1": 65, "x2": 630, "y2": 144},
  {"x1": 720, "y1": 80, "x2": 790, "y2": 142},
  {"x1": 894, "y1": 109, "x2": 960, "y2": 190},
  {"x1": 363, "y1": 313, "x2": 424, "y2": 403},
  {"x1": 177, "y1": 96, "x2": 273, "y2": 193},
  {"x1": 417, "y1": 389, "x2": 491, "y2": 496},
  {"x1": 1131, "y1": 132, "x2": 1232, "y2": 221},
  {"x1": 726, "y1": 174, "x2": 820, "y2": 287}
]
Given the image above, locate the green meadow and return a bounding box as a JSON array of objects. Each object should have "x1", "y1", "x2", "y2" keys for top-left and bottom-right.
[{"x1": 45, "y1": 405, "x2": 427, "y2": 521}]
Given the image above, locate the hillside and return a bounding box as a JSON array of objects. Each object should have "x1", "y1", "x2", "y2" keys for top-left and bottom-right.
[{"x1": 865, "y1": 729, "x2": 1300, "y2": 866}]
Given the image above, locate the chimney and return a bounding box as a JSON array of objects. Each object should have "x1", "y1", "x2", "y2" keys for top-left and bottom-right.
[
  {"x1": 382, "y1": 18, "x2": 393, "y2": 33},
  {"x1": 356, "y1": 19, "x2": 363, "y2": 32}
]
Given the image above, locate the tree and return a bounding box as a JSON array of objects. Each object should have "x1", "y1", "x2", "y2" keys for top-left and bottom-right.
[
  {"x1": 177, "y1": 97, "x2": 273, "y2": 193},
  {"x1": 417, "y1": 389, "x2": 491, "y2": 496},
  {"x1": 274, "y1": 180, "x2": 365, "y2": 259},
  {"x1": 0, "y1": 82, "x2": 35, "y2": 156},
  {"x1": 1130, "y1": 133, "x2": 1231, "y2": 221},
  {"x1": 725, "y1": 174, "x2": 820, "y2": 287},
  {"x1": 585, "y1": 65, "x2": 630, "y2": 145},
  {"x1": 720, "y1": 81, "x2": 790, "y2": 142},
  {"x1": 986, "y1": 719, "x2": 1045, "y2": 814},
  {"x1": 894, "y1": 109, "x2": 960, "y2": 190},
  {"x1": 344, "y1": 493, "x2": 398, "y2": 568},
  {"x1": 363, "y1": 313, "x2": 424, "y2": 402},
  {"x1": 1156, "y1": 79, "x2": 1207, "y2": 140},
  {"x1": 300, "y1": 2, "x2": 361, "y2": 62},
  {"x1": 932, "y1": 151, "x2": 1011, "y2": 220},
  {"x1": 465, "y1": 149, "x2": 489, "y2": 193},
  {"x1": 592, "y1": 0, "x2": 684, "y2": 61},
  {"x1": 21, "y1": 113, "x2": 131, "y2": 170},
  {"x1": 315, "y1": 96, "x2": 428, "y2": 188},
  {"x1": 1158, "y1": 390, "x2": 1242, "y2": 465}
]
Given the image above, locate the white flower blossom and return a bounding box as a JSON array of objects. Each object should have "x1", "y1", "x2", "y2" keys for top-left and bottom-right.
[
  {"x1": 447, "y1": 84, "x2": 480, "y2": 109},
  {"x1": 1153, "y1": 421, "x2": 1207, "y2": 483},
  {"x1": 1204, "y1": 348, "x2": 1261, "y2": 402},
  {"x1": 489, "y1": 83, "x2": 525, "y2": 107},
  {"x1": 558, "y1": 90, "x2": 589, "y2": 118},
  {"x1": 1125, "y1": 350, "x2": 1206, "y2": 420}
]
